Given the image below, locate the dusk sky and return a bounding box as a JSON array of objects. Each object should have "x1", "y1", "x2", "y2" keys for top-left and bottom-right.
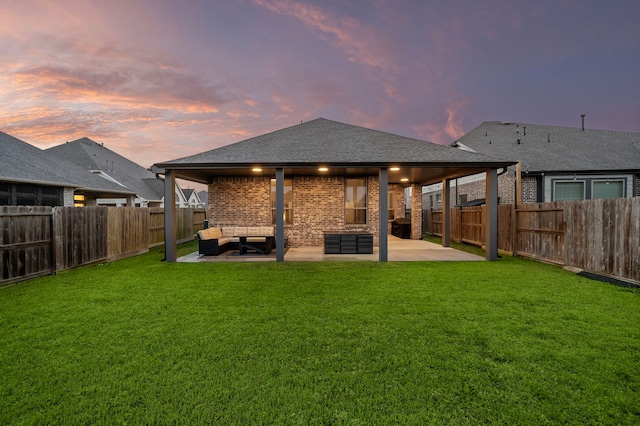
[{"x1": 1, "y1": 0, "x2": 639, "y2": 171}]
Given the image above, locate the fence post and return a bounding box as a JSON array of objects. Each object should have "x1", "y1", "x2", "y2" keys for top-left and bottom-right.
[{"x1": 50, "y1": 207, "x2": 57, "y2": 274}]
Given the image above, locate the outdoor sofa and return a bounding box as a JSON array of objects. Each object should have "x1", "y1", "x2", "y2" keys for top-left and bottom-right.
[{"x1": 196, "y1": 226, "x2": 275, "y2": 256}]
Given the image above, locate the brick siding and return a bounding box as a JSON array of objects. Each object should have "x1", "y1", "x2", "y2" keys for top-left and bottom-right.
[
  {"x1": 411, "y1": 183, "x2": 422, "y2": 238},
  {"x1": 208, "y1": 175, "x2": 409, "y2": 247},
  {"x1": 207, "y1": 177, "x2": 271, "y2": 227},
  {"x1": 521, "y1": 176, "x2": 538, "y2": 203}
]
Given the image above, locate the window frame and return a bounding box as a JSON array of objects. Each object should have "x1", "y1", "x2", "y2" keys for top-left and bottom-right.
[
  {"x1": 270, "y1": 178, "x2": 293, "y2": 225},
  {"x1": 345, "y1": 178, "x2": 367, "y2": 225},
  {"x1": 591, "y1": 179, "x2": 625, "y2": 200},
  {"x1": 552, "y1": 180, "x2": 586, "y2": 201},
  {"x1": 388, "y1": 190, "x2": 395, "y2": 221}
]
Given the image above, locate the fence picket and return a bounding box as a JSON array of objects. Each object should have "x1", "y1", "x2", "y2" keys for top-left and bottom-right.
[
  {"x1": 1, "y1": 207, "x2": 206, "y2": 285},
  {"x1": 424, "y1": 198, "x2": 639, "y2": 283}
]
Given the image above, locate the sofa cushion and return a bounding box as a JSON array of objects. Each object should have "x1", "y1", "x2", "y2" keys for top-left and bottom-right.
[
  {"x1": 234, "y1": 226, "x2": 248, "y2": 237},
  {"x1": 221, "y1": 226, "x2": 236, "y2": 238},
  {"x1": 259, "y1": 226, "x2": 274, "y2": 236},
  {"x1": 198, "y1": 227, "x2": 222, "y2": 240}
]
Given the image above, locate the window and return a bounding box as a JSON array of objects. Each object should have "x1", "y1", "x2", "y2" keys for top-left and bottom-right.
[
  {"x1": 554, "y1": 181, "x2": 585, "y2": 201},
  {"x1": 0, "y1": 183, "x2": 10, "y2": 205},
  {"x1": 459, "y1": 194, "x2": 468, "y2": 204},
  {"x1": 388, "y1": 191, "x2": 395, "y2": 221},
  {"x1": 592, "y1": 180, "x2": 624, "y2": 199},
  {"x1": 345, "y1": 178, "x2": 367, "y2": 224},
  {"x1": 74, "y1": 194, "x2": 86, "y2": 207},
  {"x1": 270, "y1": 179, "x2": 292, "y2": 224}
]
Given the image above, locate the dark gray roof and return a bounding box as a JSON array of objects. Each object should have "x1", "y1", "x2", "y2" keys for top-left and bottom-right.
[
  {"x1": 47, "y1": 138, "x2": 164, "y2": 201},
  {"x1": 0, "y1": 131, "x2": 134, "y2": 195},
  {"x1": 453, "y1": 121, "x2": 640, "y2": 173},
  {"x1": 157, "y1": 118, "x2": 513, "y2": 167},
  {"x1": 0, "y1": 131, "x2": 76, "y2": 187}
]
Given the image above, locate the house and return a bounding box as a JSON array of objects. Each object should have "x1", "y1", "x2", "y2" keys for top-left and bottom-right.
[
  {"x1": 182, "y1": 188, "x2": 205, "y2": 208},
  {"x1": 0, "y1": 131, "x2": 137, "y2": 206},
  {"x1": 154, "y1": 118, "x2": 516, "y2": 262},
  {"x1": 46, "y1": 138, "x2": 187, "y2": 207},
  {"x1": 197, "y1": 190, "x2": 209, "y2": 209},
  {"x1": 424, "y1": 121, "x2": 640, "y2": 207}
]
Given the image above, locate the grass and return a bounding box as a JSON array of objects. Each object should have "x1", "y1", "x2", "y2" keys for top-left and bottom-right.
[{"x1": 1, "y1": 242, "x2": 639, "y2": 425}]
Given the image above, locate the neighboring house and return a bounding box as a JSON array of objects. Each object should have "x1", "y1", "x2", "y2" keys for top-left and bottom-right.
[
  {"x1": 182, "y1": 188, "x2": 205, "y2": 208},
  {"x1": 46, "y1": 138, "x2": 187, "y2": 207},
  {"x1": 0, "y1": 131, "x2": 137, "y2": 207},
  {"x1": 424, "y1": 121, "x2": 640, "y2": 207},
  {"x1": 154, "y1": 118, "x2": 515, "y2": 262},
  {"x1": 197, "y1": 190, "x2": 209, "y2": 209}
]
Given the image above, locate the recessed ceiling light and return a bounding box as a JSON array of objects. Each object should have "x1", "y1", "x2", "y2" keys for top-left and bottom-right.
[
  {"x1": 390, "y1": 167, "x2": 400, "y2": 171},
  {"x1": 318, "y1": 167, "x2": 329, "y2": 172},
  {"x1": 401, "y1": 178, "x2": 409, "y2": 182},
  {"x1": 252, "y1": 168, "x2": 262, "y2": 172}
]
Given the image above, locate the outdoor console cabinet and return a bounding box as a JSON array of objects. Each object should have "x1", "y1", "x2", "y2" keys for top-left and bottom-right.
[{"x1": 324, "y1": 232, "x2": 373, "y2": 254}]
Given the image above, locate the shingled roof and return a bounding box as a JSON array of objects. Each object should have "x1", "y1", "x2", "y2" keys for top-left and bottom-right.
[
  {"x1": 161, "y1": 118, "x2": 510, "y2": 166},
  {"x1": 155, "y1": 118, "x2": 515, "y2": 185},
  {"x1": 47, "y1": 138, "x2": 164, "y2": 202},
  {"x1": 452, "y1": 121, "x2": 640, "y2": 173},
  {"x1": 0, "y1": 131, "x2": 135, "y2": 195}
]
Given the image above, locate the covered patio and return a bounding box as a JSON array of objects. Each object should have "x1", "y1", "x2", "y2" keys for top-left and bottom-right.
[
  {"x1": 153, "y1": 119, "x2": 515, "y2": 263},
  {"x1": 178, "y1": 235, "x2": 484, "y2": 262}
]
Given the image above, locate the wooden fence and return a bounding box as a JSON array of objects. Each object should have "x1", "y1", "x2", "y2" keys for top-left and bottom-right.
[
  {"x1": 1, "y1": 206, "x2": 206, "y2": 285},
  {"x1": 424, "y1": 197, "x2": 640, "y2": 283}
]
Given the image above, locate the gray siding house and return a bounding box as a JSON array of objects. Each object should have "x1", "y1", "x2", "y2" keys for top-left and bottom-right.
[{"x1": 424, "y1": 121, "x2": 640, "y2": 207}]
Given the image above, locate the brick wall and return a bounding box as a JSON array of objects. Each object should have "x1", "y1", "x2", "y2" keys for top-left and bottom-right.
[
  {"x1": 207, "y1": 175, "x2": 410, "y2": 247},
  {"x1": 411, "y1": 183, "x2": 422, "y2": 238},
  {"x1": 63, "y1": 187, "x2": 75, "y2": 207},
  {"x1": 208, "y1": 177, "x2": 271, "y2": 226},
  {"x1": 521, "y1": 176, "x2": 538, "y2": 203}
]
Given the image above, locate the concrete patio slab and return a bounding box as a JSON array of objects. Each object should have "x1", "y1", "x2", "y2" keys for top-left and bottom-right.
[{"x1": 178, "y1": 236, "x2": 484, "y2": 263}]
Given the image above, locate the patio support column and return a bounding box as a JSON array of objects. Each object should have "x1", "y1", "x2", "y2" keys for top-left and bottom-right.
[
  {"x1": 485, "y1": 168, "x2": 498, "y2": 261},
  {"x1": 164, "y1": 169, "x2": 177, "y2": 262},
  {"x1": 275, "y1": 168, "x2": 285, "y2": 262},
  {"x1": 379, "y1": 167, "x2": 388, "y2": 262},
  {"x1": 442, "y1": 178, "x2": 451, "y2": 247}
]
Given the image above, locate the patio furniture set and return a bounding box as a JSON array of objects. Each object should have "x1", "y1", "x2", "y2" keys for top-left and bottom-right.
[
  {"x1": 197, "y1": 226, "x2": 275, "y2": 256},
  {"x1": 197, "y1": 226, "x2": 375, "y2": 257}
]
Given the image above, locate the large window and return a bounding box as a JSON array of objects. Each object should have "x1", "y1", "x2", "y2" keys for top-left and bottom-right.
[
  {"x1": 592, "y1": 180, "x2": 624, "y2": 199},
  {"x1": 553, "y1": 181, "x2": 585, "y2": 201},
  {"x1": 345, "y1": 178, "x2": 367, "y2": 224},
  {"x1": 270, "y1": 179, "x2": 292, "y2": 224}
]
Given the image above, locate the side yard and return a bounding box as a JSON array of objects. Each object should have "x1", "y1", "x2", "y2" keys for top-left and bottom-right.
[{"x1": 1, "y1": 242, "x2": 639, "y2": 424}]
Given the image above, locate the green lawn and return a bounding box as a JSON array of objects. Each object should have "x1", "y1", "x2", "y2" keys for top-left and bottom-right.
[{"x1": 1, "y1": 242, "x2": 639, "y2": 425}]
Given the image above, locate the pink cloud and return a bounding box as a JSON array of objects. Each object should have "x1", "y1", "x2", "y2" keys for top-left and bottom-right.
[{"x1": 253, "y1": 0, "x2": 395, "y2": 71}]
